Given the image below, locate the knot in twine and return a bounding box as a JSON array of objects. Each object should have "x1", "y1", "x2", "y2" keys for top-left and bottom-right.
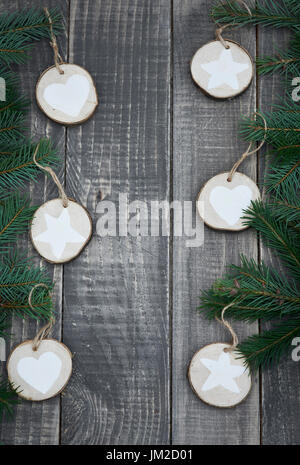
[
  {"x1": 33, "y1": 143, "x2": 68, "y2": 208},
  {"x1": 28, "y1": 284, "x2": 55, "y2": 352},
  {"x1": 215, "y1": 302, "x2": 239, "y2": 352},
  {"x1": 215, "y1": 0, "x2": 252, "y2": 49},
  {"x1": 44, "y1": 7, "x2": 64, "y2": 75},
  {"x1": 227, "y1": 111, "x2": 267, "y2": 182}
]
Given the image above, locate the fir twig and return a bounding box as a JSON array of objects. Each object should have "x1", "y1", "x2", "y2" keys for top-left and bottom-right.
[
  {"x1": 0, "y1": 379, "x2": 20, "y2": 420},
  {"x1": 199, "y1": 256, "x2": 300, "y2": 322},
  {"x1": 0, "y1": 139, "x2": 59, "y2": 192},
  {"x1": 237, "y1": 319, "x2": 300, "y2": 372},
  {"x1": 0, "y1": 8, "x2": 62, "y2": 65},
  {"x1": 212, "y1": 0, "x2": 300, "y2": 31},
  {"x1": 243, "y1": 201, "x2": 300, "y2": 280},
  {"x1": 0, "y1": 192, "x2": 36, "y2": 248}
]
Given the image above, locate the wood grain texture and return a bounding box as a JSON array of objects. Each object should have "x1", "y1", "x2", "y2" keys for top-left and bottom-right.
[
  {"x1": 1, "y1": 0, "x2": 299, "y2": 445},
  {"x1": 60, "y1": 0, "x2": 171, "y2": 444},
  {"x1": 258, "y1": 25, "x2": 300, "y2": 446},
  {"x1": 0, "y1": 0, "x2": 69, "y2": 445},
  {"x1": 172, "y1": 0, "x2": 259, "y2": 445}
]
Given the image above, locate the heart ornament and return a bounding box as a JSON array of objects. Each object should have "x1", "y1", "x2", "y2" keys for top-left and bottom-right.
[
  {"x1": 197, "y1": 172, "x2": 260, "y2": 231},
  {"x1": 7, "y1": 339, "x2": 72, "y2": 401},
  {"x1": 36, "y1": 63, "x2": 98, "y2": 125}
]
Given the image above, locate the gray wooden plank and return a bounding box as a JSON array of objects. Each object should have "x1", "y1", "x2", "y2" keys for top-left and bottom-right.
[
  {"x1": 172, "y1": 0, "x2": 260, "y2": 444},
  {"x1": 258, "y1": 26, "x2": 300, "y2": 445},
  {"x1": 0, "y1": 0, "x2": 68, "y2": 445},
  {"x1": 60, "y1": 0, "x2": 171, "y2": 444}
]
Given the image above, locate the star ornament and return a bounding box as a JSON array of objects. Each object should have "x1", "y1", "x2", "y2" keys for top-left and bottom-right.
[
  {"x1": 201, "y1": 48, "x2": 249, "y2": 91},
  {"x1": 188, "y1": 343, "x2": 252, "y2": 407},
  {"x1": 200, "y1": 352, "x2": 245, "y2": 393},
  {"x1": 33, "y1": 208, "x2": 86, "y2": 259},
  {"x1": 31, "y1": 198, "x2": 92, "y2": 263}
]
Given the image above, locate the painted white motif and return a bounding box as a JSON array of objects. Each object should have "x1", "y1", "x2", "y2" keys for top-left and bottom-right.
[
  {"x1": 201, "y1": 49, "x2": 249, "y2": 90},
  {"x1": 33, "y1": 208, "x2": 86, "y2": 259},
  {"x1": 200, "y1": 352, "x2": 245, "y2": 393},
  {"x1": 209, "y1": 185, "x2": 252, "y2": 226},
  {"x1": 43, "y1": 74, "x2": 90, "y2": 117},
  {"x1": 17, "y1": 352, "x2": 62, "y2": 394}
]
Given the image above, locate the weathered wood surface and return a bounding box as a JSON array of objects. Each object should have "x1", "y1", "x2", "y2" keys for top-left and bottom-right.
[
  {"x1": 0, "y1": 0, "x2": 68, "y2": 445},
  {"x1": 172, "y1": 0, "x2": 259, "y2": 445},
  {"x1": 61, "y1": 0, "x2": 171, "y2": 445},
  {"x1": 0, "y1": 0, "x2": 299, "y2": 445},
  {"x1": 258, "y1": 26, "x2": 300, "y2": 446}
]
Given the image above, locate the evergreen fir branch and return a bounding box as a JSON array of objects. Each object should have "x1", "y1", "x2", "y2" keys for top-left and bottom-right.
[
  {"x1": 0, "y1": 378, "x2": 20, "y2": 420},
  {"x1": 199, "y1": 256, "x2": 300, "y2": 322},
  {"x1": 0, "y1": 193, "x2": 36, "y2": 248},
  {"x1": 0, "y1": 254, "x2": 54, "y2": 324},
  {"x1": 265, "y1": 151, "x2": 300, "y2": 196},
  {"x1": 0, "y1": 312, "x2": 9, "y2": 336},
  {"x1": 237, "y1": 318, "x2": 300, "y2": 372},
  {"x1": 255, "y1": 33, "x2": 300, "y2": 76},
  {"x1": 0, "y1": 8, "x2": 62, "y2": 65},
  {"x1": 271, "y1": 195, "x2": 300, "y2": 227},
  {"x1": 0, "y1": 109, "x2": 25, "y2": 145},
  {"x1": 212, "y1": 0, "x2": 300, "y2": 31},
  {"x1": 0, "y1": 253, "x2": 53, "y2": 309},
  {"x1": 0, "y1": 69, "x2": 28, "y2": 113},
  {"x1": 240, "y1": 110, "x2": 300, "y2": 149},
  {"x1": 243, "y1": 200, "x2": 300, "y2": 280},
  {"x1": 0, "y1": 139, "x2": 59, "y2": 192}
]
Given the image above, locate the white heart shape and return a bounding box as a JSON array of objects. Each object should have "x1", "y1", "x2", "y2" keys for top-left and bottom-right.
[
  {"x1": 43, "y1": 74, "x2": 90, "y2": 117},
  {"x1": 209, "y1": 185, "x2": 253, "y2": 226},
  {"x1": 17, "y1": 352, "x2": 62, "y2": 394}
]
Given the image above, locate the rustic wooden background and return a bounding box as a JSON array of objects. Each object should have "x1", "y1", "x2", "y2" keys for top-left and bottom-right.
[{"x1": 0, "y1": 0, "x2": 299, "y2": 445}]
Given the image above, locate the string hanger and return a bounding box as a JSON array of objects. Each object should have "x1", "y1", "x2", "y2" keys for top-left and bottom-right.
[
  {"x1": 28, "y1": 283, "x2": 55, "y2": 351},
  {"x1": 44, "y1": 7, "x2": 64, "y2": 75},
  {"x1": 214, "y1": 0, "x2": 252, "y2": 49},
  {"x1": 227, "y1": 111, "x2": 267, "y2": 182},
  {"x1": 215, "y1": 302, "x2": 239, "y2": 352},
  {"x1": 33, "y1": 143, "x2": 69, "y2": 208}
]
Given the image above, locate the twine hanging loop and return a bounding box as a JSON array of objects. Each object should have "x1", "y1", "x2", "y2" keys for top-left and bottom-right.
[
  {"x1": 227, "y1": 112, "x2": 267, "y2": 182},
  {"x1": 44, "y1": 7, "x2": 64, "y2": 75},
  {"x1": 33, "y1": 143, "x2": 68, "y2": 208},
  {"x1": 215, "y1": 302, "x2": 239, "y2": 352},
  {"x1": 215, "y1": 24, "x2": 232, "y2": 49},
  {"x1": 28, "y1": 283, "x2": 55, "y2": 351},
  {"x1": 214, "y1": 0, "x2": 252, "y2": 49}
]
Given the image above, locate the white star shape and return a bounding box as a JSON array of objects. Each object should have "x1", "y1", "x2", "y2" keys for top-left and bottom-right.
[
  {"x1": 201, "y1": 49, "x2": 249, "y2": 90},
  {"x1": 200, "y1": 352, "x2": 246, "y2": 393},
  {"x1": 33, "y1": 208, "x2": 86, "y2": 259}
]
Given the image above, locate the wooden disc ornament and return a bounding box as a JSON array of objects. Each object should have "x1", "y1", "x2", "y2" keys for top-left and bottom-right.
[
  {"x1": 30, "y1": 144, "x2": 92, "y2": 264},
  {"x1": 197, "y1": 172, "x2": 260, "y2": 231},
  {"x1": 197, "y1": 114, "x2": 266, "y2": 231},
  {"x1": 7, "y1": 285, "x2": 72, "y2": 402},
  {"x1": 188, "y1": 304, "x2": 251, "y2": 408},
  {"x1": 36, "y1": 9, "x2": 98, "y2": 125},
  {"x1": 189, "y1": 343, "x2": 251, "y2": 408},
  {"x1": 191, "y1": 39, "x2": 253, "y2": 99},
  {"x1": 36, "y1": 63, "x2": 98, "y2": 125},
  {"x1": 190, "y1": 2, "x2": 254, "y2": 100}
]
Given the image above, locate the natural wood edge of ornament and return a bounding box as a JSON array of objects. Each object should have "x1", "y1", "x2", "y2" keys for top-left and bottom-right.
[
  {"x1": 187, "y1": 342, "x2": 252, "y2": 409},
  {"x1": 196, "y1": 171, "x2": 260, "y2": 232},
  {"x1": 35, "y1": 63, "x2": 99, "y2": 126},
  {"x1": 30, "y1": 197, "x2": 93, "y2": 265},
  {"x1": 190, "y1": 39, "x2": 254, "y2": 101},
  {"x1": 7, "y1": 338, "x2": 73, "y2": 402}
]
